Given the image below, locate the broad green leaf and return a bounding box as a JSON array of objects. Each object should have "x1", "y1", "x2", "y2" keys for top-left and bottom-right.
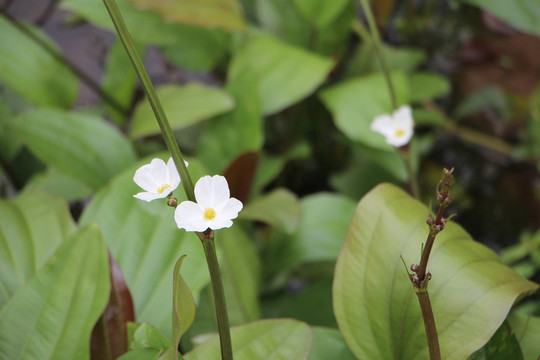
[
  {"x1": 27, "y1": 168, "x2": 94, "y2": 201},
  {"x1": 409, "y1": 72, "x2": 451, "y2": 103},
  {"x1": 309, "y1": 327, "x2": 355, "y2": 360},
  {"x1": 333, "y1": 183, "x2": 539, "y2": 360},
  {"x1": 468, "y1": 321, "x2": 523, "y2": 360},
  {"x1": 0, "y1": 18, "x2": 78, "y2": 108},
  {"x1": 63, "y1": 0, "x2": 218, "y2": 46},
  {"x1": 132, "y1": 323, "x2": 171, "y2": 352},
  {"x1": 458, "y1": 0, "x2": 540, "y2": 36},
  {"x1": 229, "y1": 35, "x2": 334, "y2": 115},
  {"x1": 10, "y1": 109, "x2": 136, "y2": 189},
  {"x1": 170, "y1": 256, "x2": 196, "y2": 356},
  {"x1": 118, "y1": 349, "x2": 161, "y2": 360},
  {"x1": 184, "y1": 319, "x2": 312, "y2": 360},
  {"x1": 126, "y1": 0, "x2": 246, "y2": 31},
  {"x1": 218, "y1": 227, "x2": 261, "y2": 325},
  {"x1": 240, "y1": 188, "x2": 301, "y2": 234},
  {"x1": 0, "y1": 224, "x2": 110, "y2": 360},
  {"x1": 261, "y1": 276, "x2": 337, "y2": 328},
  {"x1": 319, "y1": 72, "x2": 409, "y2": 149},
  {"x1": 79, "y1": 157, "x2": 210, "y2": 338},
  {"x1": 160, "y1": 29, "x2": 230, "y2": 72},
  {"x1": 508, "y1": 313, "x2": 540, "y2": 360},
  {"x1": 292, "y1": 0, "x2": 349, "y2": 27},
  {"x1": 0, "y1": 95, "x2": 22, "y2": 161},
  {"x1": 0, "y1": 189, "x2": 76, "y2": 308},
  {"x1": 197, "y1": 70, "x2": 263, "y2": 174},
  {"x1": 291, "y1": 193, "x2": 356, "y2": 264},
  {"x1": 345, "y1": 45, "x2": 425, "y2": 78},
  {"x1": 130, "y1": 84, "x2": 235, "y2": 138},
  {"x1": 103, "y1": 38, "x2": 142, "y2": 125}
]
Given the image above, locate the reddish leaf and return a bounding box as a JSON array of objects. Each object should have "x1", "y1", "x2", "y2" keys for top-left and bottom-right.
[
  {"x1": 223, "y1": 152, "x2": 259, "y2": 204},
  {"x1": 91, "y1": 251, "x2": 135, "y2": 360}
]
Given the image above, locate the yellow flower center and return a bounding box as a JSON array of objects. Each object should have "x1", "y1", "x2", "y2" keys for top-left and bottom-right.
[
  {"x1": 203, "y1": 208, "x2": 216, "y2": 221},
  {"x1": 157, "y1": 184, "x2": 171, "y2": 194},
  {"x1": 395, "y1": 128, "x2": 405, "y2": 138}
]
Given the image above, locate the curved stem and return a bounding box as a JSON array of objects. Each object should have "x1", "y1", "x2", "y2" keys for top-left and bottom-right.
[
  {"x1": 0, "y1": 11, "x2": 129, "y2": 117},
  {"x1": 102, "y1": 0, "x2": 195, "y2": 202},
  {"x1": 200, "y1": 234, "x2": 233, "y2": 360},
  {"x1": 358, "y1": 0, "x2": 397, "y2": 110}
]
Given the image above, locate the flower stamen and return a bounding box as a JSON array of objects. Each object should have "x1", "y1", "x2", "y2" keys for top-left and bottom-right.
[
  {"x1": 157, "y1": 184, "x2": 171, "y2": 194},
  {"x1": 395, "y1": 128, "x2": 405, "y2": 138},
  {"x1": 204, "y1": 208, "x2": 216, "y2": 221}
]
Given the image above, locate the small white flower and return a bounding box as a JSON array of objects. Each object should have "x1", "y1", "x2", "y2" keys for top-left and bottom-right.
[
  {"x1": 370, "y1": 105, "x2": 414, "y2": 147},
  {"x1": 174, "y1": 175, "x2": 243, "y2": 232},
  {"x1": 133, "y1": 157, "x2": 188, "y2": 202}
]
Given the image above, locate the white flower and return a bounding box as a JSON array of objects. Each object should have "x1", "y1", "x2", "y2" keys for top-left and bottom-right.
[
  {"x1": 133, "y1": 157, "x2": 188, "y2": 202},
  {"x1": 370, "y1": 105, "x2": 414, "y2": 147},
  {"x1": 174, "y1": 175, "x2": 243, "y2": 232}
]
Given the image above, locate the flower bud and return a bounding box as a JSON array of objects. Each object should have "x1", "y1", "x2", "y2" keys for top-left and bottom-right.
[
  {"x1": 167, "y1": 197, "x2": 178, "y2": 207},
  {"x1": 410, "y1": 264, "x2": 419, "y2": 272}
]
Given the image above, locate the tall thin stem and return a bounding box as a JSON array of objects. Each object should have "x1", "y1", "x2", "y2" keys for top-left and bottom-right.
[
  {"x1": 200, "y1": 234, "x2": 233, "y2": 360},
  {"x1": 101, "y1": 0, "x2": 194, "y2": 202},
  {"x1": 415, "y1": 290, "x2": 441, "y2": 360},
  {"x1": 358, "y1": 0, "x2": 397, "y2": 110}
]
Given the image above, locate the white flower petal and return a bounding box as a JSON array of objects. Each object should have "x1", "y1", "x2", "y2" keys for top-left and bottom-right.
[
  {"x1": 166, "y1": 157, "x2": 186, "y2": 191},
  {"x1": 133, "y1": 191, "x2": 165, "y2": 202},
  {"x1": 150, "y1": 158, "x2": 168, "y2": 184},
  {"x1": 218, "y1": 198, "x2": 243, "y2": 220},
  {"x1": 194, "y1": 175, "x2": 230, "y2": 209},
  {"x1": 174, "y1": 201, "x2": 208, "y2": 232},
  {"x1": 207, "y1": 218, "x2": 233, "y2": 230},
  {"x1": 133, "y1": 163, "x2": 159, "y2": 192},
  {"x1": 370, "y1": 114, "x2": 393, "y2": 136}
]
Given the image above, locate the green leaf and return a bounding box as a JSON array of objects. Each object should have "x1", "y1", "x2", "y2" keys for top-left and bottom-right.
[
  {"x1": 0, "y1": 95, "x2": 22, "y2": 161},
  {"x1": 62, "y1": 0, "x2": 215, "y2": 45},
  {"x1": 218, "y1": 226, "x2": 261, "y2": 325},
  {"x1": 228, "y1": 35, "x2": 334, "y2": 115},
  {"x1": 130, "y1": 84, "x2": 235, "y2": 138},
  {"x1": 409, "y1": 72, "x2": 451, "y2": 103},
  {"x1": 131, "y1": 323, "x2": 171, "y2": 352},
  {"x1": 26, "y1": 168, "x2": 94, "y2": 201},
  {"x1": 458, "y1": 0, "x2": 540, "y2": 36},
  {"x1": 197, "y1": 70, "x2": 263, "y2": 174},
  {"x1": 333, "y1": 183, "x2": 539, "y2": 360},
  {"x1": 126, "y1": 0, "x2": 246, "y2": 31},
  {"x1": 79, "y1": 156, "x2": 211, "y2": 338},
  {"x1": 319, "y1": 72, "x2": 410, "y2": 149},
  {"x1": 160, "y1": 29, "x2": 230, "y2": 72},
  {"x1": 0, "y1": 224, "x2": 110, "y2": 360},
  {"x1": 309, "y1": 327, "x2": 355, "y2": 360},
  {"x1": 171, "y1": 255, "x2": 197, "y2": 354},
  {"x1": 508, "y1": 312, "x2": 540, "y2": 360},
  {"x1": 184, "y1": 319, "x2": 312, "y2": 359},
  {"x1": 345, "y1": 45, "x2": 425, "y2": 77},
  {"x1": 10, "y1": 109, "x2": 136, "y2": 189},
  {"x1": 240, "y1": 188, "x2": 301, "y2": 234},
  {"x1": 291, "y1": 193, "x2": 356, "y2": 264},
  {"x1": 118, "y1": 348, "x2": 162, "y2": 360},
  {"x1": 467, "y1": 321, "x2": 523, "y2": 360},
  {"x1": 0, "y1": 189, "x2": 76, "y2": 308},
  {"x1": 103, "y1": 38, "x2": 142, "y2": 125},
  {"x1": 0, "y1": 18, "x2": 78, "y2": 108},
  {"x1": 292, "y1": 0, "x2": 349, "y2": 28}
]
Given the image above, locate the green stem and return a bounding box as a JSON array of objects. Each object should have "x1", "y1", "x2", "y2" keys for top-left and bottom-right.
[
  {"x1": 402, "y1": 149, "x2": 421, "y2": 200},
  {"x1": 358, "y1": 0, "x2": 397, "y2": 110},
  {"x1": 101, "y1": 0, "x2": 195, "y2": 202},
  {"x1": 201, "y1": 235, "x2": 233, "y2": 360},
  {"x1": 415, "y1": 289, "x2": 441, "y2": 360},
  {"x1": 0, "y1": 11, "x2": 129, "y2": 117}
]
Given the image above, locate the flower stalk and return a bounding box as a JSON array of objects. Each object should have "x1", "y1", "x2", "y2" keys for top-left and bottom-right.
[
  {"x1": 357, "y1": 0, "x2": 420, "y2": 199},
  {"x1": 102, "y1": 0, "x2": 194, "y2": 202},
  {"x1": 103, "y1": 1, "x2": 233, "y2": 358},
  {"x1": 408, "y1": 168, "x2": 454, "y2": 360}
]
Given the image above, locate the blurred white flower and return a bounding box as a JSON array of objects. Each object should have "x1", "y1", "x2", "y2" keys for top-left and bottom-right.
[
  {"x1": 370, "y1": 105, "x2": 414, "y2": 147},
  {"x1": 133, "y1": 157, "x2": 187, "y2": 202},
  {"x1": 174, "y1": 175, "x2": 243, "y2": 232}
]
